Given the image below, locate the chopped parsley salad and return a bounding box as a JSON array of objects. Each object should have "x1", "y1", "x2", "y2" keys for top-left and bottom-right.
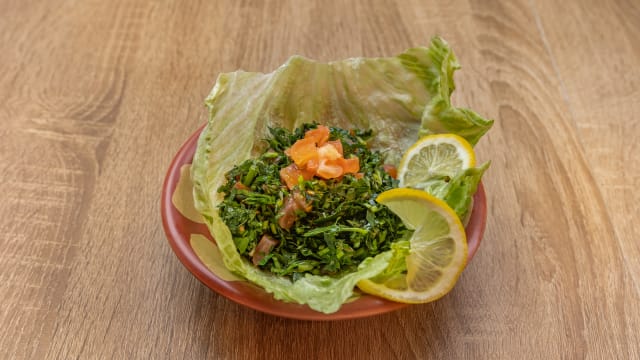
[{"x1": 217, "y1": 124, "x2": 411, "y2": 282}]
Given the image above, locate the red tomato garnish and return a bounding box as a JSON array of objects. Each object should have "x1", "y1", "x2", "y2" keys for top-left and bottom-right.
[
  {"x1": 327, "y1": 140, "x2": 343, "y2": 156},
  {"x1": 280, "y1": 163, "x2": 316, "y2": 189},
  {"x1": 233, "y1": 182, "x2": 250, "y2": 190},
  {"x1": 281, "y1": 125, "x2": 361, "y2": 186},
  {"x1": 317, "y1": 143, "x2": 341, "y2": 160},
  {"x1": 304, "y1": 125, "x2": 330, "y2": 146},
  {"x1": 252, "y1": 235, "x2": 279, "y2": 265},
  {"x1": 306, "y1": 157, "x2": 320, "y2": 173},
  {"x1": 277, "y1": 190, "x2": 312, "y2": 230},
  {"x1": 382, "y1": 164, "x2": 397, "y2": 179},
  {"x1": 286, "y1": 137, "x2": 317, "y2": 167},
  {"x1": 337, "y1": 157, "x2": 359, "y2": 174},
  {"x1": 279, "y1": 164, "x2": 299, "y2": 189},
  {"x1": 279, "y1": 164, "x2": 303, "y2": 189},
  {"x1": 317, "y1": 159, "x2": 344, "y2": 179}
]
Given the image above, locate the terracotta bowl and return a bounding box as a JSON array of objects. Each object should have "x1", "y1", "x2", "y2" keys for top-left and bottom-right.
[{"x1": 161, "y1": 125, "x2": 487, "y2": 321}]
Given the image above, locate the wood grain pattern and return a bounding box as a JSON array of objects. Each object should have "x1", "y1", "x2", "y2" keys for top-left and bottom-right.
[{"x1": 1, "y1": 0, "x2": 638, "y2": 358}]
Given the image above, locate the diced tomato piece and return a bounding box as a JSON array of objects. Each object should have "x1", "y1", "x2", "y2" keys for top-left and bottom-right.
[
  {"x1": 304, "y1": 125, "x2": 330, "y2": 145},
  {"x1": 327, "y1": 140, "x2": 343, "y2": 156},
  {"x1": 280, "y1": 163, "x2": 315, "y2": 189},
  {"x1": 302, "y1": 168, "x2": 315, "y2": 181},
  {"x1": 252, "y1": 235, "x2": 279, "y2": 265},
  {"x1": 337, "y1": 157, "x2": 360, "y2": 174},
  {"x1": 291, "y1": 189, "x2": 312, "y2": 212},
  {"x1": 278, "y1": 207, "x2": 296, "y2": 230},
  {"x1": 300, "y1": 158, "x2": 318, "y2": 180},
  {"x1": 277, "y1": 190, "x2": 312, "y2": 230},
  {"x1": 382, "y1": 164, "x2": 397, "y2": 179},
  {"x1": 305, "y1": 157, "x2": 319, "y2": 173},
  {"x1": 233, "y1": 182, "x2": 250, "y2": 190},
  {"x1": 286, "y1": 137, "x2": 318, "y2": 167},
  {"x1": 280, "y1": 164, "x2": 302, "y2": 189},
  {"x1": 281, "y1": 125, "x2": 362, "y2": 183},
  {"x1": 316, "y1": 159, "x2": 343, "y2": 179},
  {"x1": 354, "y1": 172, "x2": 364, "y2": 179},
  {"x1": 317, "y1": 143, "x2": 341, "y2": 160}
]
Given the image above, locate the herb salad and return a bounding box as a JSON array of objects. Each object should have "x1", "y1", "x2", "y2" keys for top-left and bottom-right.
[
  {"x1": 191, "y1": 37, "x2": 493, "y2": 313},
  {"x1": 218, "y1": 124, "x2": 411, "y2": 281}
]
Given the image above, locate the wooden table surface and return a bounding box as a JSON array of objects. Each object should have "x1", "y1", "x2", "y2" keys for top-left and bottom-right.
[{"x1": 2, "y1": 0, "x2": 639, "y2": 359}]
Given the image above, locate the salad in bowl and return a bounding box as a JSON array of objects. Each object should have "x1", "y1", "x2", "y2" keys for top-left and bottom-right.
[{"x1": 187, "y1": 36, "x2": 493, "y2": 314}]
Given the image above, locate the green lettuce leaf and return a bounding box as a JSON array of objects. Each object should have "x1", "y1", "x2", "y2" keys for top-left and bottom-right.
[
  {"x1": 422, "y1": 162, "x2": 490, "y2": 223},
  {"x1": 367, "y1": 240, "x2": 411, "y2": 286},
  {"x1": 418, "y1": 37, "x2": 494, "y2": 145},
  {"x1": 191, "y1": 37, "x2": 492, "y2": 313}
]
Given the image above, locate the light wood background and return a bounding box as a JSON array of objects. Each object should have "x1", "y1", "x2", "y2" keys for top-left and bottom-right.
[{"x1": 1, "y1": 0, "x2": 638, "y2": 359}]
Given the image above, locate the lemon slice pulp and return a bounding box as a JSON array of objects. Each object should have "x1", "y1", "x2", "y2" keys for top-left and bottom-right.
[
  {"x1": 357, "y1": 188, "x2": 467, "y2": 303},
  {"x1": 398, "y1": 134, "x2": 475, "y2": 190}
]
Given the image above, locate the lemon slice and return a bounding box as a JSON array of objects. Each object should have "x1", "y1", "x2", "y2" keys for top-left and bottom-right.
[
  {"x1": 398, "y1": 134, "x2": 475, "y2": 190},
  {"x1": 357, "y1": 188, "x2": 467, "y2": 303}
]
